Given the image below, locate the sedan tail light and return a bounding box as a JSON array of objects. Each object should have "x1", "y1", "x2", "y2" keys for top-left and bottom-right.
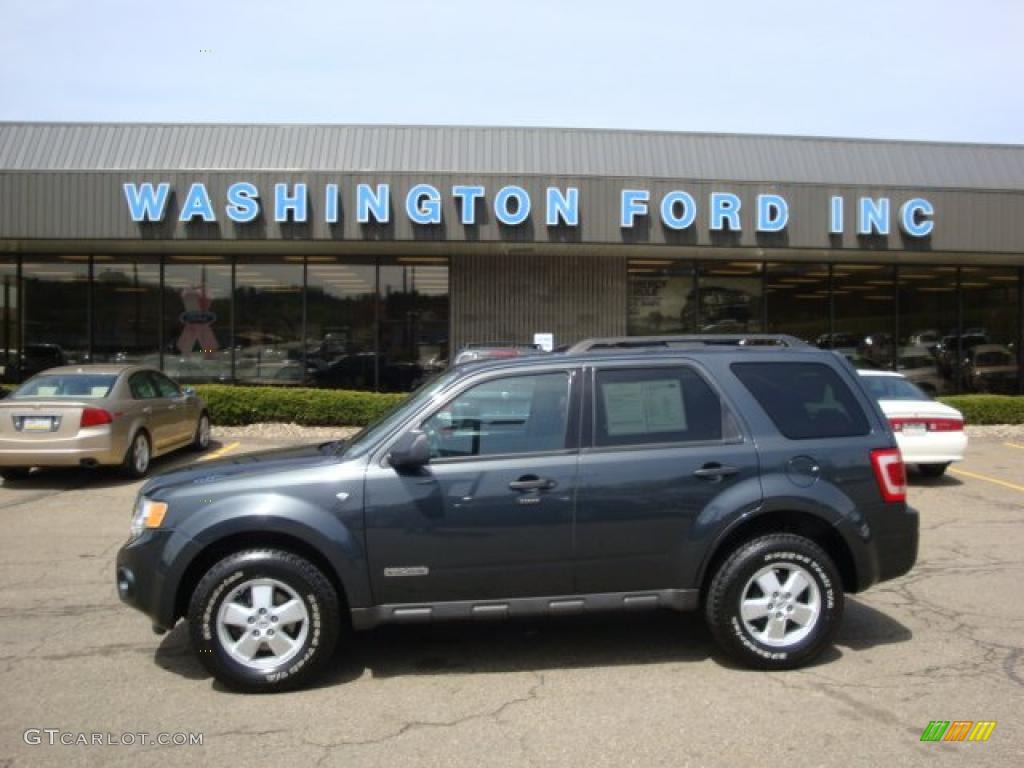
[
  {"x1": 889, "y1": 417, "x2": 964, "y2": 432},
  {"x1": 80, "y1": 407, "x2": 113, "y2": 429},
  {"x1": 871, "y1": 448, "x2": 907, "y2": 503}
]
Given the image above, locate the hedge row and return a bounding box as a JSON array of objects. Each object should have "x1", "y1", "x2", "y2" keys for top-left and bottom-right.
[
  {"x1": 937, "y1": 395, "x2": 1024, "y2": 426},
  {"x1": 194, "y1": 384, "x2": 407, "y2": 427}
]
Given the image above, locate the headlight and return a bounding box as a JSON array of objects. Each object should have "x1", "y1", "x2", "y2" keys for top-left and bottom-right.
[{"x1": 130, "y1": 496, "x2": 168, "y2": 538}]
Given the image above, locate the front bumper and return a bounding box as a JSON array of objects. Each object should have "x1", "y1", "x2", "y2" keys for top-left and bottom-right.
[{"x1": 116, "y1": 530, "x2": 185, "y2": 631}]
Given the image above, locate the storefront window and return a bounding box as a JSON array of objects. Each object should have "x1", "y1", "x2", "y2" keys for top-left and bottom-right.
[
  {"x1": 21, "y1": 259, "x2": 90, "y2": 376},
  {"x1": 379, "y1": 258, "x2": 449, "y2": 392},
  {"x1": 234, "y1": 259, "x2": 304, "y2": 385},
  {"x1": 764, "y1": 262, "x2": 830, "y2": 344},
  {"x1": 92, "y1": 257, "x2": 161, "y2": 365},
  {"x1": 831, "y1": 264, "x2": 897, "y2": 369},
  {"x1": 697, "y1": 262, "x2": 763, "y2": 333},
  {"x1": 627, "y1": 260, "x2": 695, "y2": 335},
  {"x1": 162, "y1": 256, "x2": 232, "y2": 382},
  {"x1": 897, "y1": 267, "x2": 958, "y2": 395},
  {"x1": 0, "y1": 260, "x2": 18, "y2": 382},
  {"x1": 960, "y1": 267, "x2": 1020, "y2": 394},
  {"x1": 305, "y1": 259, "x2": 377, "y2": 389}
]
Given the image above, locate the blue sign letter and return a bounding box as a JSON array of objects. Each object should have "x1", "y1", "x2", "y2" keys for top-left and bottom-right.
[
  {"x1": 123, "y1": 182, "x2": 170, "y2": 222},
  {"x1": 356, "y1": 184, "x2": 390, "y2": 224},
  {"x1": 756, "y1": 194, "x2": 788, "y2": 232},
  {"x1": 179, "y1": 182, "x2": 216, "y2": 222},
  {"x1": 621, "y1": 190, "x2": 650, "y2": 228},
  {"x1": 830, "y1": 196, "x2": 844, "y2": 235},
  {"x1": 324, "y1": 183, "x2": 339, "y2": 224},
  {"x1": 494, "y1": 186, "x2": 531, "y2": 226},
  {"x1": 710, "y1": 192, "x2": 741, "y2": 231},
  {"x1": 858, "y1": 197, "x2": 890, "y2": 235},
  {"x1": 899, "y1": 198, "x2": 934, "y2": 237},
  {"x1": 546, "y1": 187, "x2": 579, "y2": 226},
  {"x1": 452, "y1": 185, "x2": 485, "y2": 225},
  {"x1": 274, "y1": 183, "x2": 308, "y2": 223},
  {"x1": 660, "y1": 191, "x2": 696, "y2": 230},
  {"x1": 406, "y1": 184, "x2": 442, "y2": 225},
  {"x1": 225, "y1": 182, "x2": 260, "y2": 223}
]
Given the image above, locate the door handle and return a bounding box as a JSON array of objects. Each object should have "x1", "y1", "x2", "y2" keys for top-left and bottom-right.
[
  {"x1": 509, "y1": 476, "x2": 556, "y2": 491},
  {"x1": 693, "y1": 463, "x2": 740, "y2": 480},
  {"x1": 142, "y1": 406, "x2": 152, "y2": 414}
]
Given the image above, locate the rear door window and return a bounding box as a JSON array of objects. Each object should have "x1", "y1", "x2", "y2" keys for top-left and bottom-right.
[
  {"x1": 594, "y1": 366, "x2": 726, "y2": 447},
  {"x1": 732, "y1": 362, "x2": 870, "y2": 439},
  {"x1": 129, "y1": 372, "x2": 158, "y2": 399}
]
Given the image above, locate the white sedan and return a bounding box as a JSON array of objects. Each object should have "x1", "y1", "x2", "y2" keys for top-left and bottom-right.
[{"x1": 858, "y1": 370, "x2": 968, "y2": 477}]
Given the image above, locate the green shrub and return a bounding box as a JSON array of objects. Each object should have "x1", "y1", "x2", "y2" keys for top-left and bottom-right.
[
  {"x1": 194, "y1": 384, "x2": 407, "y2": 427},
  {"x1": 938, "y1": 395, "x2": 1024, "y2": 425}
]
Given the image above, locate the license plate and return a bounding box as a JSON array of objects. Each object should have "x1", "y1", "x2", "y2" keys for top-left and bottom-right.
[
  {"x1": 22, "y1": 416, "x2": 54, "y2": 432},
  {"x1": 903, "y1": 423, "x2": 927, "y2": 436}
]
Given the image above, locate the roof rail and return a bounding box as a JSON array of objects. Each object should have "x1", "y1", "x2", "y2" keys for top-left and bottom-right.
[{"x1": 565, "y1": 334, "x2": 809, "y2": 354}]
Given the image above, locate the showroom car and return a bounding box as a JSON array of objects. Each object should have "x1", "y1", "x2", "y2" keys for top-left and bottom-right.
[
  {"x1": 857, "y1": 370, "x2": 967, "y2": 477},
  {"x1": 0, "y1": 365, "x2": 210, "y2": 479}
]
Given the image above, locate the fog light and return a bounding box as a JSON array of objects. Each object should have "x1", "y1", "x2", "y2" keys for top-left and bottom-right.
[{"x1": 117, "y1": 567, "x2": 135, "y2": 599}]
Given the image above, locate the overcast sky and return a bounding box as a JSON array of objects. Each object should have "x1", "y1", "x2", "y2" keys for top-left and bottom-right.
[{"x1": 1, "y1": 0, "x2": 1021, "y2": 143}]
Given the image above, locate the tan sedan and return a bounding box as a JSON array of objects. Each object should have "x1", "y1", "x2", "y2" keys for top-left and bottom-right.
[{"x1": 0, "y1": 365, "x2": 210, "y2": 479}]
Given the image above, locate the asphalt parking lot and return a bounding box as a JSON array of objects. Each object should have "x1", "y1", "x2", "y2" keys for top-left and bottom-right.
[{"x1": 0, "y1": 432, "x2": 1022, "y2": 768}]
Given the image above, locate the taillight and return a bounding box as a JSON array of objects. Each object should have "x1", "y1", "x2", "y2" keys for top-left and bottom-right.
[
  {"x1": 889, "y1": 417, "x2": 963, "y2": 432},
  {"x1": 871, "y1": 448, "x2": 907, "y2": 503},
  {"x1": 80, "y1": 407, "x2": 113, "y2": 429}
]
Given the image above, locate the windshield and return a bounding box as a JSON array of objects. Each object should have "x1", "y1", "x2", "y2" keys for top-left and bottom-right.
[
  {"x1": 861, "y1": 375, "x2": 930, "y2": 402},
  {"x1": 340, "y1": 370, "x2": 459, "y2": 459},
  {"x1": 975, "y1": 352, "x2": 1011, "y2": 366},
  {"x1": 10, "y1": 374, "x2": 117, "y2": 399}
]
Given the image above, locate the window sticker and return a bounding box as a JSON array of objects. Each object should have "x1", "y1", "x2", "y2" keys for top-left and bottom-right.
[{"x1": 602, "y1": 378, "x2": 687, "y2": 436}]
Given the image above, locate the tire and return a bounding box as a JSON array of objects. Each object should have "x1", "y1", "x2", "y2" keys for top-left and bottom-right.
[
  {"x1": 705, "y1": 534, "x2": 844, "y2": 670},
  {"x1": 191, "y1": 412, "x2": 211, "y2": 451},
  {"x1": 121, "y1": 431, "x2": 151, "y2": 478},
  {"x1": 0, "y1": 468, "x2": 31, "y2": 481},
  {"x1": 187, "y1": 549, "x2": 340, "y2": 693},
  {"x1": 919, "y1": 463, "x2": 950, "y2": 478}
]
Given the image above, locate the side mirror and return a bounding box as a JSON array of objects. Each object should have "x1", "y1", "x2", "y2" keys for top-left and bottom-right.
[
  {"x1": 182, "y1": 386, "x2": 196, "y2": 397},
  {"x1": 388, "y1": 430, "x2": 431, "y2": 469}
]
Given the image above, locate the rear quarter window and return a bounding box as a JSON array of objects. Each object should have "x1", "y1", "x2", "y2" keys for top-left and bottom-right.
[{"x1": 731, "y1": 362, "x2": 870, "y2": 439}]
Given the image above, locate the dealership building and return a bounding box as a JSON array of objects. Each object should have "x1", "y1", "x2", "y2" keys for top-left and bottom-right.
[{"x1": 0, "y1": 122, "x2": 1022, "y2": 393}]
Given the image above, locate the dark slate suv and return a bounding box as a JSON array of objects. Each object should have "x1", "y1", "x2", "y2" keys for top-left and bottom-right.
[{"x1": 116, "y1": 335, "x2": 918, "y2": 692}]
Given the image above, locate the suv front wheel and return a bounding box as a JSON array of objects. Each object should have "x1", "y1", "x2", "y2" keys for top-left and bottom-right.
[
  {"x1": 705, "y1": 534, "x2": 843, "y2": 669},
  {"x1": 187, "y1": 549, "x2": 340, "y2": 692}
]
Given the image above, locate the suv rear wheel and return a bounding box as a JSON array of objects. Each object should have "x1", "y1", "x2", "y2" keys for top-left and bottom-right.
[
  {"x1": 187, "y1": 549, "x2": 340, "y2": 692},
  {"x1": 705, "y1": 534, "x2": 843, "y2": 669}
]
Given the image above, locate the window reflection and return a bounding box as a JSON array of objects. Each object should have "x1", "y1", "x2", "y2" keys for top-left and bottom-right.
[
  {"x1": 627, "y1": 260, "x2": 695, "y2": 335},
  {"x1": 960, "y1": 267, "x2": 1020, "y2": 393},
  {"x1": 21, "y1": 260, "x2": 89, "y2": 377},
  {"x1": 0, "y1": 260, "x2": 18, "y2": 382},
  {"x1": 696, "y1": 262, "x2": 763, "y2": 333},
  {"x1": 93, "y1": 258, "x2": 160, "y2": 365},
  {"x1": 765, "y1": 262, "x2": 830, "y2": 344},
  {"x1": 162, "y1": 257, "x2": 232, "y2": 382},
  {"x1": 234, "y1": 261, "x2": 304, "y2": 385},
  {"x1": 379, "y1": 258, "x2": 449, "y2": 392},
  {"x1": 897, "y1": 267, "x2": 957, "y2": 395},
  {"x1": 306, "y1": 260, "x2": 377, "y2": 389},
  {"x1": 831, "y1": 265, "x2": 896, "y2": 369}
]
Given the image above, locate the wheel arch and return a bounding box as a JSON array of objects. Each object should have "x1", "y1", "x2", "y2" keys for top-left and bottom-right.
[
  {"x1": 173, "y1": 531, "x2": 352, "y2": 627},
  {"x1": 698, "y1": 509, "x2": 859, "y2": 601}
]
